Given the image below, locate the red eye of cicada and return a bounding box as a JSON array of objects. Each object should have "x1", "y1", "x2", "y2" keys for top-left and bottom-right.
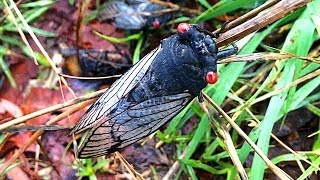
[
  {"x1": 177, "y1": 23, "x2": 190, "y2": 34},
  {"x1": 206, "y1": 71, "x2": 218, "y2": 84}
]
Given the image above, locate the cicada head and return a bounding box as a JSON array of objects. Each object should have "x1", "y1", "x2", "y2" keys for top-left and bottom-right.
[{"x1": 177, "y1": 23, "x2": 219, "y2": 85}]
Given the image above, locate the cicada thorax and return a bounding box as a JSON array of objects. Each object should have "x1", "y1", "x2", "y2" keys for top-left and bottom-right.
[{"x1": 128, "y1": 36, "x2": 209, "y2": 101}]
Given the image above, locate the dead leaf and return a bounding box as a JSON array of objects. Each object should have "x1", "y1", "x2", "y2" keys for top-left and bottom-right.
[{"x1": 0, "y1": 98, "x2": 23, "y2": 118}]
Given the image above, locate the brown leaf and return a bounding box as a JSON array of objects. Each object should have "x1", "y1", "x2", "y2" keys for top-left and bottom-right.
[
  {"x1": 0, "y1": 98, "x2": 23, "y2": 118},
  {"x1": 9, "y1": 132, "x2": 36, "y2": 152},
  {"x1": 21, "y1": 87, "x2": 77, "y2": 126},
  {"x1": 6, "y1": 165, "x2": 30, "y2": 180}
]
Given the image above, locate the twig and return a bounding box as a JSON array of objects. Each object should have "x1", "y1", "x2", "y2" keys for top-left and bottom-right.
[
  {"x1": 218, "y1": 52, "x2": 320, "y2": 64},
  {"x1": 0, "y1": 88, "x2": 106, "y2": 132},
  {"x1": 214, "y1": 0, "x2": 281, "y2": 34},
  {"x1": 0, "y1": 125, "x2": 71, "y2": 133},
  {"x1": 59, "y1": 73, "x2": 122, "y2": 80},
  {"x1": 76, "y1": 0, "x2": 91, "y2": 63},
  {"x1": 217, "y1": 52, "x2": 293, "y2": 64},
  {"x1": 162, "y1": 145, "x2": 189, "y2": 179}
]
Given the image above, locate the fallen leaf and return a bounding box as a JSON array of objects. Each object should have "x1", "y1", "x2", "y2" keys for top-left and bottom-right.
[
  {"x1": 6, "y1": 165, "x2": 30, "y2": 180},
  {"x1": 0, "y1": 98, "x2": 23, "y2": 118}
]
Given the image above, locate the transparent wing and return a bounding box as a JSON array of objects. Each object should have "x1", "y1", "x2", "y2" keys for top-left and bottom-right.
[
  {"x1": 78, "y1": 93, "x2": 192, "y2": 158},
  {"x1": 71, "y1": 46, "x2": 162, "y2": 135}
]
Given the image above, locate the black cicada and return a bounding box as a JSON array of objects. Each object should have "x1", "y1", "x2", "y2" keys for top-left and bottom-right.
[{"x1": 71, "y1": 23, "x2": 238, "y2": 158}]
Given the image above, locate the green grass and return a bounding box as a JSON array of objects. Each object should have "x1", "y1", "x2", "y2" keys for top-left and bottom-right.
[
  {"x1": 0, "y1": 0, "x2": 55, "y2": 87},
  {"x1": 154, "y1": 0, "x2": 320, "y2": 179},
  {"x1": 2, "y1": 0, "x2": 319, "y2": 179}
]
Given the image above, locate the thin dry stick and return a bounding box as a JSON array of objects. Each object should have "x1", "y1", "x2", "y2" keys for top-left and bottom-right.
[
  {"x1": 34, "y1": 139, "x2": 40, "y2": 174},
  {"x1": 36, "y1": 138, "x2": 62, "y2": 177},
  {"x1": 0, "y1": 100, "x2": 94, "y2": 174},
  {"x1": 76, "y1": 0, "x2": 91, "y2": 62},
  {"x1": 0, "y1": 88, "x2": 105, "y2": 132},
  {"x1": 216, "y1": 0, "x2": 312, "y2": 46},
  {"x1": 0, "y1": 0, "x2": 23, "y2": 23},
  {"x1": 251, "y1": 69, "x2": 320, "y2": 105},
  {"x1": 271, "y1": 134, "x2": 313, "y2": 171},
  {"x1": 200, "y1": 102, "x2": 248, "y2": 180},
  {"x1": 218, "y1": 53, "x2": 294, "y2": 64},
  {"x1": 114, "y1": 152, "x2": 144, "y2": 180},
  {"x1": 202, "y1": 93, "x2": 293, "y2": 180},
  {"x1": 59, "y1": 73, "x2": 122, "y2": 80},
  {"x1": 214, "y1": 0, "x2": 281, "y2": 34},
  {"x1": 220, "y1": 124, "x2": 248, "y2": 180},
  {"x1": 162, "y1": 145, "x2": 190, "y2": 180},
  {"x1": 218, "y1": 52, "x2": 320, "y2": 64}
]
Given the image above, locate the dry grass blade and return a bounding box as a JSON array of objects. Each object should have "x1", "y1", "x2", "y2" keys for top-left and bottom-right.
[
  {"x1": 200, "y1": 101, "x2": 248, "y2": 180},
  {"x1": 0, "y1": 88, "x2": 106, "y2": 131},
  {"x1": 216, "y1": 0, "x2": 312, "y2": 46},
  {"x1": 214, "y1": 0, "x2": 281, "y2": 34},
  {"x1": 0, "y1": 125, "x2": 70, "y2": 133},
  {"x1": 162, "y1": 145, "x2": 189, "y2": 179},
  {"x1": 2, "y1": 0, "x2": 37, "y2": 64},
  {"x1": 271, "y1": 134, "x2": 319, "y2": 171},
  {"x1": 114, "y1": 152, "x2": 144, "y2": 180},
  {"x1": 218, "y1": 52, "x2": 320, "y2": 64},
  {"x1": 222, "y1": 63, "x2": 274, "y2": 107},
  {"x1": 5, "y1": 0, "x2": 76, "y2": 97},
  {"x1": 59, "y1": 73, "x2": 122, "y2": 80},
  {"x1": 202, "y1": 93, "x2": 293, "y2": 180},
  {"x1": 251, "y1": 69, "x2": 320, "y2": 105},
  {"x1": 243, "y1": 107, "x2": 320, "y2": 171},
  {"x1": 218, "y1": 52, "x2": 295, "y2": 64}
]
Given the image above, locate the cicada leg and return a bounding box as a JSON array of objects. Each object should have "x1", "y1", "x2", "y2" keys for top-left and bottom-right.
[{"x1": 217, "y1": 43, "x2": 238, "y2": 59}]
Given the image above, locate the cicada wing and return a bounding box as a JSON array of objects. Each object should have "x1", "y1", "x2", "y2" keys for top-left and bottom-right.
[
  {"x1": 71, "y1": 46, "x2": 162, "y2": 135},
  {"x1": 77, "y1": 93, "x2": 192, "y2": 158},
  {"x1": 99, "y1": 1, "x2": 145, "y2": 30}
]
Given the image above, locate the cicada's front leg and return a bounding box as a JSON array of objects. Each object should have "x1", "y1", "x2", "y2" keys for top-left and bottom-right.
[{"x1": 217, "y1": 43, "x2": 238, "y2": 59}]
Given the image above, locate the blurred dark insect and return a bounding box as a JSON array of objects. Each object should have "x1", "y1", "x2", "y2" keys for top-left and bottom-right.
[
  {"x1": 59, "y1": 47, "x2": 132, "y2": 92},
  {"x1": 60, "y1": 48, "x2": 131, "y2": 78},
  {"x1": 0, "y1": 68, "x2": 4, "y2": 89},
  {"x1": 99, "y1": 0, "x2": 173, "y2": 30}
]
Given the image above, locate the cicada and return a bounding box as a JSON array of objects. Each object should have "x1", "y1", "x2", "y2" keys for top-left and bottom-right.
[
  {"x1": 99, "y1": 0, "x2": 172, "y2": 30},
  {"x1": 71, "y1": 23, "x2": 238, "y2": 158}
]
